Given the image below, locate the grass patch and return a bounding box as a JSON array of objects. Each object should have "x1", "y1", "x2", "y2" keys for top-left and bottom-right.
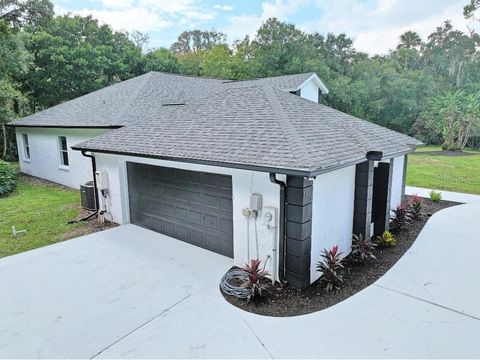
[
  {"x1": 0, "y1": 175, "x2": 87, "y2": 257},
  {"x1": 407, "y1": 146, "x2": 480, "y2": 195}
]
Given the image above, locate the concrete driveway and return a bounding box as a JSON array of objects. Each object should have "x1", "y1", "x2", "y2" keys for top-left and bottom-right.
[{"x1": 1, "y1": 203, "x2": 480, "y2": 358}]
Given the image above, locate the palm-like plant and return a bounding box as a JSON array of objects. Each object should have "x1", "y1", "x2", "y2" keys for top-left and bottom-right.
[
  {"x1": 431, "y1": 90, "x2": 463, "y2": 151},
  {"x1": 459, "y1": 91, "x2": 480, "y2": 150},
  {"x1": 397, "y1": 31, "x2": 422, "y2": 49}
]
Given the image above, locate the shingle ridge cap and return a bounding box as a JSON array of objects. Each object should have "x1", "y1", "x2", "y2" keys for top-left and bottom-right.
[{"x1": 262, "y1": 85, "x2": 314, "y2": 166}]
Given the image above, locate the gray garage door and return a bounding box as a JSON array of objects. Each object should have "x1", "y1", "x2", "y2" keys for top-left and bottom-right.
[{"x1": 127, "y1": 163, "x2": 234, "y2": 257}]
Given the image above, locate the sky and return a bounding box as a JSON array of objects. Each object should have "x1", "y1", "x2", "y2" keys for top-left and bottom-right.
[{"x1": 54, "y1": 0, "x2": 478, "y2": 55}]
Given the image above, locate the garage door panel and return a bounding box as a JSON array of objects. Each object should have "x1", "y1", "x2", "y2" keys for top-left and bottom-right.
[
  {"x1": 204, "y1": 194, "x2": 219, "y2": 208},
  {"x1": 175, "y1": 225, "x2": 189, "y2": 241},
  {"x1": 188, "y1": 210, "x2": 203, "y2": 225},
  {"x1": 220, "y1": 198, "x2": 233, "y2": 211},
  {"x1": 190, "y1": 229, "x2": 203, "y2": 246},
  {"x1": 127, "y1": 162, "x2": 234, "y2": 258},
  {"x1": 188, "y1": 191, "x2": 202, "y2": 204},
  {"x1": 163, "y1": 220, "x2": 176, "y2": 237},
  {"x1": 203, "y1": 214, "x2": 218, "y2": 230},
  {"x1": 205, "y1": 233, "x2": 222, "y2": 252},
  {"x1": 220, "y1": 218, "x2": 233, "y2": 233}
]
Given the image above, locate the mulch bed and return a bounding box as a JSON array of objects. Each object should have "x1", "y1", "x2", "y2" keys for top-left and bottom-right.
[
  {"x1": 412, "y1": 150, "x2": 478, "y2": 157},
  {"x1": 222, "y1": 196, "x2": 460, "y2": 317}
]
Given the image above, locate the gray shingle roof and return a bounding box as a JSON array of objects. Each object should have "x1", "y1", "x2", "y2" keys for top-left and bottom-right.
[
  {"x1": 73, "y1": 84, "x2": 421, "y2": 176},
  {"x1": 12, "y1": 72, "x2": 225, "y2": 127},
  {"x1": 222, "y1": 72, "x2": 324, "y2": 92},
  {"x1": 12, "y1": 72, "x2": 322, "y2": 128}
]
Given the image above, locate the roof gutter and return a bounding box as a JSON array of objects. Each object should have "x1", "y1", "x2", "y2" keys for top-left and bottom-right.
[
  {"x1": 71, "y1": 146, "x2": 419, "y2": 178},
  {"x1": 8, "y1": 124, "x2": 122, "y2": 129}
]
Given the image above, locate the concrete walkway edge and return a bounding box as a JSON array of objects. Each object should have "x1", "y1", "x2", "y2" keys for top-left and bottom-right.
[{"x1": 406, "y1": 185, "x2": 480, "y2": 203}]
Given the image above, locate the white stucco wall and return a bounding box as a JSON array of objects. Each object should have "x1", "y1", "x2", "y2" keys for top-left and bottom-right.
[
  {"x1": 310, "y1": 165, "x2": 356, "y2": 282},
  {"x1": 299, "y1": 80, "x2": 320, "y2": 103},
  {"x1": 15, "y1": 127, "x2": 109, "y2": 189},
  {"x1": 390, "y1": 155, "x2": 406, "y2": 212},
  {"x1": 93, "y1": 153, "x2": 283, "y2": 278}
]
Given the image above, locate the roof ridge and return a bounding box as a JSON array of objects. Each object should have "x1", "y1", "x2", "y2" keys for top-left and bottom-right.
[
  {"x1": 148, "y1": 71, "x2": 227, "y2": 81},
  {"x1": 318, "y1": 103, "x2": 416, "y2": 150},
  {"x1": 262, "y1": 85, "x2": 314, "y2": 167},
  {"x1": 116, "y1": 72, "x2": 155, "y2": 124}
]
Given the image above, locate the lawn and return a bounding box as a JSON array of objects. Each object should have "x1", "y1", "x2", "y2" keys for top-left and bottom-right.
[
  {"x1": 0, "y1": 174, "x2": 91, "y2": 258},
  {"x1": 407, "y1": 146, "x2": 480, "y2": 195}
]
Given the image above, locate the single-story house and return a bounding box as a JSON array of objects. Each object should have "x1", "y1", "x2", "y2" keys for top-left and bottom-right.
[{"x1": 11, "y1": 72, "x2": 421, "y2": 289}]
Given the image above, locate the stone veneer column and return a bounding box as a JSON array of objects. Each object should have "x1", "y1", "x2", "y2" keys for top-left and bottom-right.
[
  {"x1": 353, "y1": 161, "x2": 374, "y2": 239},
  {"x1": 285, "y1": 176, "x2": 313, "y2": 290}
]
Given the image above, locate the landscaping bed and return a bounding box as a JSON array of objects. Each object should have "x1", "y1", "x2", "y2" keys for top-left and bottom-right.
[{"x1": 222, "y1": 196, "x2": 460, "y2": 317}]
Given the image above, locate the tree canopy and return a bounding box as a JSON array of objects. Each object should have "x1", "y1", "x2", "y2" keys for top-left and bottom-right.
[{"x1": 1, "y1": 0, "x2": 480, "y2": 160}]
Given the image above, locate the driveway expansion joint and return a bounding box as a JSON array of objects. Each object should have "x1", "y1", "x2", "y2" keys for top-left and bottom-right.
[
  {"x1": 241, "y1": 316, "x2": 275, "y2": 359},
  {"x1": 90, "y1": 294, "x2": 192, "y2": 359},
  {"x1": 374, "y1": 284, "x2": 480, "y2": 322}
]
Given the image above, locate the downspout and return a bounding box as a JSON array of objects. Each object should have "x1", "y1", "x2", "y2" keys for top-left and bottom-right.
[
  {"x1": 269, "y1": 173, "x2": 287, "y2": 284},
  {"x1": 68, "y1": 151, "x2": 99, "y2": 223}
]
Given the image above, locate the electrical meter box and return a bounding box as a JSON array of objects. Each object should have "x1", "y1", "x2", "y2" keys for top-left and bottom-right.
[
  {"x1": 95, "y1": 170, "x2": 109, "y2": 191},
  {"x1": 250, "y1": 193, "x2": 262, "y2": 211}
]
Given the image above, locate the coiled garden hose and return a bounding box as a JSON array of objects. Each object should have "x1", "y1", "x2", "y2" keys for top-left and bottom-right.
[{"x1": 219, "y1": 268, "x2": 251, "y2": 299}]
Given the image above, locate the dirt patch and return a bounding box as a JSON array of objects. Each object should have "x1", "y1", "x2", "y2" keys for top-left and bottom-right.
[
  {"x1": 412, "y1": 150, "x2": 478, "y2": 157},
  {"x1": 62, "y1": 209, "x2": 118, "y2": 239},
  {"x1": 222, "y1": 197, "x2": 460, "y2": 317},
  {"x1": 20, "y1": 173, "x2": 73, "y2": 188}
]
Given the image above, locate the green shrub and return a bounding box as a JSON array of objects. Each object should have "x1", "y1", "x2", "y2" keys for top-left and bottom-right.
[
  {"x1": 429, "y1": 190, "x2": 442, "y2": 202},
  {"x1": 0, "y1": 160, "x2": 17, "y2": 196},
  {"x1": 376, "y1": 231, "x2": 396, "y2": 247}
]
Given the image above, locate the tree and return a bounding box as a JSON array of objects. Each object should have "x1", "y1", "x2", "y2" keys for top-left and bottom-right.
[
  {"x1": 397, "y1": 31, "x2": 422, "y2": 49},
  {"x1": 202, "y1": 44, "x2": 246, "y2": 79},
  {"x1": 170, "y1": 30, "x2": 226, "y2": 53},
  {"x1": 245, "y1": 18, "x2": 321, "y2": 77},
  {"x1": 0, "y1": 80, "x2": 25, "y2": 159},
  {"x1": 464, "y1": 0, "x2": 480, "y2": 19},
  {"x1": 128, "y1": 30, "x2": 149, "y2": 51},
  {"x1": 144, "y1": 48, "x2": 180, "y2": 73},
  {"x1": 424, "y1": 21, "x2": 477, "y2": 87},
  {"x1": 419, "y1": 90, "x2": 480, "y2": 151},
  {"x1": 0, "y1": 0, "x2": 53, "y2": 29},
  {"x1": 0, "y1": 20, "x2": 29, "y2": 159},
  {"x1": 176, "y1": 51, "x2": 206, "y2": 76},
  {"x1": 459, "y1": 91, "x2": 480, "y2": 148},
  {"x1": 21, "y1": 15, "x2": 144, "y2": 109}
]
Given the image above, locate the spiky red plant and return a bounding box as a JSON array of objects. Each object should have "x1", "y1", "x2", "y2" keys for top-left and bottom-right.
[
  {"x1": 390, "y1": 204, "x2": 412, "y2": 231},
  {"x1": 242, "y1": 259, "x2": 269, "y2": 302},
  {"x1": 316, "y1": 245, "x2": 344, "y2": 291},
  {"x1": 408, "y1": 194, "x2": 423, "y2": 220}
]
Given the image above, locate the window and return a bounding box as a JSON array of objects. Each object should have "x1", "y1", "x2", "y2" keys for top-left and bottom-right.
[
  {"x1": 58, "y1": 136, "x2": 69, "y2": 167},
  {"x1": 22, "y1": 134, "x2": 30, "y2": 161}
]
